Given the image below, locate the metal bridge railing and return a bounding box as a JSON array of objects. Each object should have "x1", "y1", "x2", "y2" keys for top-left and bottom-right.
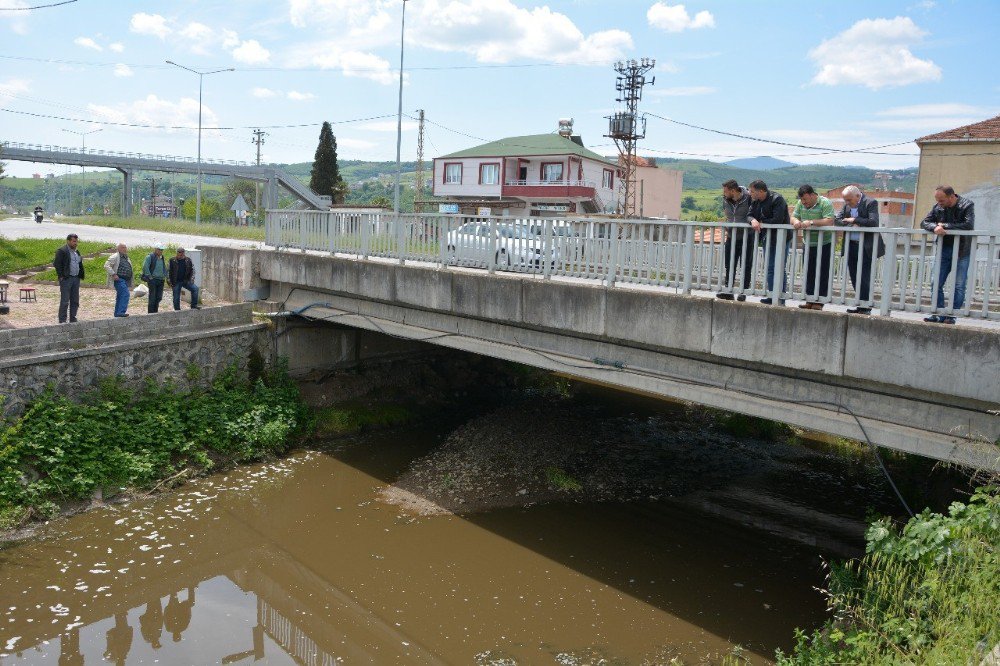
[
  {"x1": 0, "y1": 140, "x2": 251, "y2": 167},
  {"x1": 265, "y1": 211, "x2": 1000, "y2": 321}
]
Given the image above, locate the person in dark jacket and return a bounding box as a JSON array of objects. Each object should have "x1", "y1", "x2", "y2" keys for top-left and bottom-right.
[
  {"x1": 920, "y1": 185, "x2": 975, "y2": 324},
  {"x1": 835, "y1": 185, "x2": 885, "y2": 315},
  {"x1": 167, "y1": 248, "x2": 201, "y2": 311},
  {"x1": 747, "y1": 180, "x2": 790, "y2": 305},
  {"x1": 717, "y1": 180, "x2": 753, "y2": 301},
  {"x1": 53, "y1": 233, "x2": 84, "y2": 323},
  {"x1": 141, "y1": 244, "x2": 168, "y2": 313}
]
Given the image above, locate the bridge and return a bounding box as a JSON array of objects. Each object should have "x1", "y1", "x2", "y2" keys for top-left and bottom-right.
[
  {"x1": 197, "y1": 211, "x2": 1000, "y2": 470},
  {"x1": 0, "y1": 140, "x2": 330, "y2": 212}
]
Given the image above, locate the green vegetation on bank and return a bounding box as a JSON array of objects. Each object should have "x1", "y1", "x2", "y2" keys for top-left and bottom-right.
[
  {"x1": 62, "y1": 215, "x2": 265, "y2": 241},
  {"x1": 314, "y1": 403, "x2": 417, "y2": 438},
  {"x1": 0, "y1": 236, "x2": 110, "y2": 275},
  {"x1": 777, "y1": 485, "x2": 1000, "y2": 664},
  {"x1": 0, "y1": 365, "x2": 313, "y2": 530}
]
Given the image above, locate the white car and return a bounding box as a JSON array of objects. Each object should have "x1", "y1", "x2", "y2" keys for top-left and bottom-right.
[{"x1": 445, "y1": 222, "x2": 558, "y2": 269}]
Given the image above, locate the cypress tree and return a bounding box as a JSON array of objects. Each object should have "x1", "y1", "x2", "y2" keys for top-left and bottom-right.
[{"x1": 309, "y1": 121, "x2": 342, "y2": 198}]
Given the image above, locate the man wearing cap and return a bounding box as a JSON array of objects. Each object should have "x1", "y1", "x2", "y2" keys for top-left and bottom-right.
[
  {"x1": 167, "y1": 248, "x2": 201, "y2": 311},
  {"x1": 141, "y1": 244, "x2": 168, "y2": 313},
  {"x1": 53, "y1": 233, "x2": 84, "y2": 323}
]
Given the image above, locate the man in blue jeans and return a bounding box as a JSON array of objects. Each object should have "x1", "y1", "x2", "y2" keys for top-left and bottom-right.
[
  {"x1": 920, "y1": 185, "x2": 975, "y2": 325},
  {"x1": 167, "y1": 247, "x2": 201, "y2": 311},
  {"x1": 103, "y1": 243, "x2": 133, "y2": 317}
]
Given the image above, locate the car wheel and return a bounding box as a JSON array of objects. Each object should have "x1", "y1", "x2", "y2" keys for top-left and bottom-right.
[{"x1": 496, "y1": 250, "x2": 510, "y2": 269}]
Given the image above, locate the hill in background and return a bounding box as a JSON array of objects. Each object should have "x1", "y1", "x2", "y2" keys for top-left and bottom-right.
[{"x1": 723, "y1": 156, "x2": 797, "y2": 170}]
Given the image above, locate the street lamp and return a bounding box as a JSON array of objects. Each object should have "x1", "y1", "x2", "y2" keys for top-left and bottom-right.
[
  {"x1": 392, "y1": 0, "x2": 409, "y2": 215},
  {"x1": 61, "y1": 127, "x2": 102, "y2": 215},
  {"x1": 165, "y1": 60, "x2": 234, "y2": 224}
]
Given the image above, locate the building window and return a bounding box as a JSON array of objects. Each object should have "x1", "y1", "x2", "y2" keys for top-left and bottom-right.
[
  {"x1": 479, "y1": 163, "x2": 499, "y2": 185},
  {"x1": 541, "y1": 162, "x2": 564, "y2": 183},
  {"x1": 444, "y1": 163, "x2": 462, "y2": 184},
  {"x1": 602, "y1": 168, "x2": 614, "y2": 189}
]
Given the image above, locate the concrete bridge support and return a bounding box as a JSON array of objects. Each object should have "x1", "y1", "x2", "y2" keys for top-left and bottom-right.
[{"x1": 117, "y1": 167, "x2": 134, "y2": 217}]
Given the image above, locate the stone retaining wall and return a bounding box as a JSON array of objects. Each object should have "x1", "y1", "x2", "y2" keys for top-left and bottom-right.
[{"x1": 0, "y1": 304, "x2": 269, "y2": 417}]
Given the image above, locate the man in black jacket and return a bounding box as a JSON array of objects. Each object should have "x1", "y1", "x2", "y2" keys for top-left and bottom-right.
[
  {"x1": 167, "y1": 248, "x2": 201, "y2": 311},
  {"x1": 835, "y1": 185, "x2": 885, "y2": 314},
  {"x1": 717, "y1": 179, "x2": 753, "y2": 301},
  {"x1": 53, "y1": 233, "x2": 84, "y2": 323},
  {"x1": 747, "y1": 180, "x2": 790, "y2": 305},
  {"x1": 920, "y1": 185, "x2": 975, "y2": 324}
]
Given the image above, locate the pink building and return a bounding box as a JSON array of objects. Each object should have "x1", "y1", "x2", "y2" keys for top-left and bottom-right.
[{"x1": 431, "y1": 128, "x2": 619, "y2": 216}]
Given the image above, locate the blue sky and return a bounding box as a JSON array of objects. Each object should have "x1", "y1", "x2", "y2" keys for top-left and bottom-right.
[{"x1": 1, "y1": 0, "x2": 998, "y2": 177}]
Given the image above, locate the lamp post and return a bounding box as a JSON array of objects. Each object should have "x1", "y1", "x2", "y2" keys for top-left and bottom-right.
[
  {"x1": 165, "y1": 61, "x2": 234, "y2": 224},
  {"x1": 392, "y1": 0, "x2": 409, "y2": 216},
  {"x1": 61, "y1": 127, "x2": 101, "y2": 215}
]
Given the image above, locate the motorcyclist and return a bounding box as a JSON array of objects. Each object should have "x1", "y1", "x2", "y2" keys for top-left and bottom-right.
[{"x1": 34, "y1": 206, "x2": 44, "y2": 223}]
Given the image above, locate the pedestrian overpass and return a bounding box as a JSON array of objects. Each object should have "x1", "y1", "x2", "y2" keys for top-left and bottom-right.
[{"x1": 0, "y1": 140, "x2": 330, "y2": 213}]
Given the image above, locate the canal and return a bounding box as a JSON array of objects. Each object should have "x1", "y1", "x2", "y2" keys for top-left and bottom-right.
[{"x1": 0, "y1": 387, "x2": 957, "y2": 665}]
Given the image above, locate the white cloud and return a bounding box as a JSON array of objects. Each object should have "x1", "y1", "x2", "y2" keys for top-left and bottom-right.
[
  {"x1": 359, "y1": 120, "x2": 418, "y2": 132},
  {"x1": 179, "y1": 21, "x2": 213, "y2": 41},
  {"x1": 129, "y1": 13, "x2": 171, "y2": 40},
  {"x1": 651, "y1": 86, "x2": 716, "y2": 97},
  {"x1": 287, "y1": 45, "x2": 399, "y2": 85},
  {"x1": 410, "y1": 0, "x2": 633, "y2": 65},
  {"x1": 286, "y1": 90, "x2": 315, "y2": 101},
  {"x1": 232, "y1": 39, "x2": 271, "y2": 64},
  {"x1": 336, "y1": 137, "x2": 378, "y2": 151},
  {"x1": 87, "y1": 94, "x2": 219, "y2": 134},
  {"x1": 0, "y1": 77, "x2": 30, "y2": 96},
  {"x1": 113, "y1": 63, "x2": 134, "y2": 78},
  {"x1": 252, "y1": 87, "x2": 278, "y2": 98},
  {"x1": 74, "y1": 36, "x2": 103, "y2": 51},
  {"x1": 221, "y1": 29, "x2": 240, "y2": 49},
  {"x1": 109, "y1": 42, "x2": 124, "y2": 53},
  {"x1": 647, "y1": 3, "x2": 715, "y2": 32},
  {"x1": 0, "y1": 0, "x2": 30, "y2": 34},
  {"x1": 809, "y1": 17, "x2": 941, "y2": 90}
]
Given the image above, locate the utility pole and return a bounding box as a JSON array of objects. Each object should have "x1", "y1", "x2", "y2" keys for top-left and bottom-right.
[
  {"x1": 145, "y1": 176, "x2": 158, "y2": 217},
  {"x1": 393, "y1": 0, "x2": 409, "y2": 215},
  {"x1": 252, "y1": 129, "x2": 267, "y2": 220},
  {"x1": 605, "y1": 58, "x2": 655, "y2": 218},
  {"x1": 414, "y1": 109, "x2": 425, "y2": 213}
]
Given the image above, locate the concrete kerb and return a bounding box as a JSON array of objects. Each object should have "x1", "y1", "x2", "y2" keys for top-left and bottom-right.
[
  {"x1": 450, "y1": 272, "x2": 523, "y2": 322},
  {"x1": 605, "y1": 288, "x2": 712, "y2": 354},
  {"x1": 522, "y1": 279, "x2": 606, "y2": 337},
  {"x1": 844, "y1": 314, "x2": 1000, "y2": 406}
]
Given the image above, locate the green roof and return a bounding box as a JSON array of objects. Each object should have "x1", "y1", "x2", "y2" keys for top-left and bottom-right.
[{"x1": 439, "y1": 133, "x2": 615, "y2": 164}]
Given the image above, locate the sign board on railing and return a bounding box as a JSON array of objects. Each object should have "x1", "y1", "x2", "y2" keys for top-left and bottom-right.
[{"x1": 439, "y1": 204, "x2": 460, "y2": 214}]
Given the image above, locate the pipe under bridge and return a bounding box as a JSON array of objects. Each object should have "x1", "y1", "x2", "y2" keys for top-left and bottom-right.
[{"x1": 0, "y1": 140, "x2": 331, "y2": 213}]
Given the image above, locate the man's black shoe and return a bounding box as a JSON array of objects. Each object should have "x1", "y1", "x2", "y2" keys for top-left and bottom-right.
[
  {"x1": 736, "y1": 295, "x2": 746, "y2": 302},
  {"x1": 716, "y1": 293, "x2": 734, "y2": 300},
  {"x1": 760, "y1": 297, "x2": 772, "y2": 305},
  {"x1": 846, "y1": 307, "x2": 871, "y2": 315},
  {"x1": 69, "y1": 318, "x2": 78, "y2": 323}
]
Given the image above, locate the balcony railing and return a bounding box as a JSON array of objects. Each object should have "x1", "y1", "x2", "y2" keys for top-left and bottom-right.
[
  {"x1": 265, "y1": 211, "x2": 1000, "y2": 321},
  {"x1": 504, "y1": 179, "x2": 597, "y2": 187}
]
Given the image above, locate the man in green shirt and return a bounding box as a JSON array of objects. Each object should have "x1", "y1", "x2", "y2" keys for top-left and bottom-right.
[{"x1": 791, "y1": 184, "x2": 836, "y2": 310}]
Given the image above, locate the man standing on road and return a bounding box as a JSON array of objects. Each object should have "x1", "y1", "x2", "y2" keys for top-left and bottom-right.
[
  {"x1": 921, "y1": 185, "x2": 975, "y2": 324},
  {"x1": 104, "y1": 243, "x2": 133, "y2": 318},
  {"x1": 747, "y1": 180, "x2": 790, "y2": 305},
  {"x1": 835, "y1": 185, "x2": 884, "y2": 315},
  {"x1": 717, "y1": 179, "x2": 753, "y2": 301},
  {"x1": 168, "y1": 248, "x2": 201, "y2": 311},
  {"x1": 141, "y1": 244, "x2": 168, "y2": 313},
  {"x1": 53, "y1": 233, "x2": 84, "y2": 323}
]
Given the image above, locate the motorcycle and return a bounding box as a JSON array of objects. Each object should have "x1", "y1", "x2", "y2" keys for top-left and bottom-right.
[{"x1": 33, "y1": 208, "x2": 44, "y2": 224}]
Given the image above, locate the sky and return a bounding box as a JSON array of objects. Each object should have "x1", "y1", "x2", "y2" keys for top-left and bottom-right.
[{"x1": 0, "y1": 0, "x2": 998, "y2": 178}]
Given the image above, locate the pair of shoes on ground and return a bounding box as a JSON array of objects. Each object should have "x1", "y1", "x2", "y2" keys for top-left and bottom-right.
[
  {"x1": 114, "y1": 313, "x2": 130, "y2": 318},
  {"x1": 715, "y1": 293, "x2": 746, "y2": 302},
  {"x1": 924, "y1": 314, "x2": 956, "y2": 325},
  {"x1": 759, "y1": 298, "x2": 785, "y2": 306},
  {"x1": 846, "y1": 307, "x2": 872, "y2": 315},
  {"x1": 798, "y1": 302, "x2": 824, "y2": 311}
]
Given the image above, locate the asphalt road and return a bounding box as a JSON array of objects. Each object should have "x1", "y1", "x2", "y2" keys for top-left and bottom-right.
[{"x1": 0, "y1": 216, "x2": 261, "y2": 250}]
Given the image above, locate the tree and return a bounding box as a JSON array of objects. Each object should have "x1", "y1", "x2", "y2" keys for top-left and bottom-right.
[
  {"x1": 309, "y1": 121, "x2": 344, "y2": 199},
  {"x1": 369, "y1": 195, "x2": 391, "y2": 209},
  {"x1": 681, "y1": 195, "x2": 697, "y2": 210}
]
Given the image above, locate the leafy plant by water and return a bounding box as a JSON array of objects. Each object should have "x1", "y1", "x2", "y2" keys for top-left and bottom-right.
[
  {"x1": 0, "y1": 364, "x2": 313, "y2": 527},
  {"x1": 776, "y1": 485, "x2": 1000, "y2": 664}
]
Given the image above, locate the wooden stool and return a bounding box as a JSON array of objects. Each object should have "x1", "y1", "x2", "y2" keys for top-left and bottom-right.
[{"x1": 19, "y1": 287, "x2": 37, "y2": 303}]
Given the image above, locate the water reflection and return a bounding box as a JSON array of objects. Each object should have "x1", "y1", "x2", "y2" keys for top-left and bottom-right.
[{"x1": 1, "y1": 438, "x2": 827, "y2": 665}]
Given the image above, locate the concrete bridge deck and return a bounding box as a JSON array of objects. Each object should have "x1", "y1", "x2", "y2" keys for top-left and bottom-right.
[{"x1": 201, "y1": 245, "x2": 1000, "y2": 471}]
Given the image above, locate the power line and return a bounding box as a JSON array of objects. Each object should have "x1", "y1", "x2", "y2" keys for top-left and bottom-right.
[
  {"x1": 0, "y1": 0, "x2": 77, "y2": 10},
  {"x1": 0, "y1": 107, "x2": 396, "y2": 130}
]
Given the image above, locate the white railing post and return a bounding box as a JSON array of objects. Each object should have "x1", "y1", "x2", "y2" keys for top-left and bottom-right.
[
  {"x1": 327, "y1": 211, "x2": 335, "y2": 256},
  {"x1": 396, "y1": 213, "x2": 405, "y2": 265},
  {"x1": 879, "y1": 231, "x2": 897, "y2": 317},
  {"x1": 606, "y1": 221, "x2": 620, "y2": 287},
  {"x1": 488, "y1": 217, "x2": 497, "y2": 274},
  {"x1": 543, "y1": 218, "x2": 553, "y2": 280},
  {"x1": 361, "y1": 213, "x2": 371, "y2": 259},
  {"x1": 682, "y1": 224, "x2": 695, "y2": 295},
  {"x1": 298, "y1": 213, "x2": 306, "y2": 253}
]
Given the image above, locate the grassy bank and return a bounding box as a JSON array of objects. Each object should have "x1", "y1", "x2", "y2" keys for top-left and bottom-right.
[
  {"x1": 63, "y1": 215, "x2": 264, "y2": 242},
  {"x1": 777, "y1": 484, "x2": 1000, "y2": 664},
  {"x1": 0, "y1": 236, "x2": 110, "y2": 275},
  {"x1": 0, "y1": 365, "x2": 314, "y2": 531}
]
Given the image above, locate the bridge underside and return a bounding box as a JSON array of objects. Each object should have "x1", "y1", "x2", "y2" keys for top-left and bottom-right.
[{"x1": 202, "y1": 247, "x2": 1000, "y2": 471}]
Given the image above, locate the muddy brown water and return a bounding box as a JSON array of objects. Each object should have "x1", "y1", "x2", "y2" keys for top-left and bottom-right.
[{"x1": 0, "y1": 419, "x2": 840, "y2": 666}]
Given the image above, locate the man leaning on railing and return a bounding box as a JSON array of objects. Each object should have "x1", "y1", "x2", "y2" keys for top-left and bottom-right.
[{"x1": 920, "y1": 185, "x2": 975, "y2": 325}]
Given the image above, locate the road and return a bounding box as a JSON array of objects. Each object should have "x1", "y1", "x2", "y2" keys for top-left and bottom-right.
[{"x1": 0, "y1": 216, "x2": 261, "y2": 250}]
